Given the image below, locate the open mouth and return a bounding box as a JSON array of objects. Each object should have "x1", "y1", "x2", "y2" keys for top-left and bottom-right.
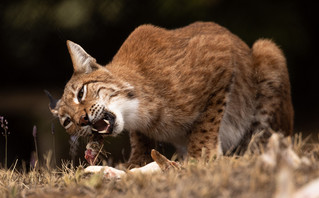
[{"x1": 91, "y1": 112, "x2": 115, "y2": 134}]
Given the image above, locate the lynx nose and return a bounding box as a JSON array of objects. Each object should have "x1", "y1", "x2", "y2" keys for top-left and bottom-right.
[{"x1": 79, "y1": 114, "x2": 90, "y2": 126}]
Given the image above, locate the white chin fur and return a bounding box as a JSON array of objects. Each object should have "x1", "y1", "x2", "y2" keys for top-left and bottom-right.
[{"x1": 107, "y1": 98, "x2": 139, "y2": 135}]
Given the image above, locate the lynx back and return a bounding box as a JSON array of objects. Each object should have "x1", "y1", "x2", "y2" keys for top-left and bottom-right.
[{"x1": 48, "y1": 22, "x2": 293, "y2": 166}]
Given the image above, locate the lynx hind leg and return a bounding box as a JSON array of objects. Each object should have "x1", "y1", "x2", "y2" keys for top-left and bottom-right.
[
  {"x1": 251, "y1": 39, "x2": 294, "y2": 138},
  {"x1": 188, "y1": 89, "x2": 229, "y2": 160}
]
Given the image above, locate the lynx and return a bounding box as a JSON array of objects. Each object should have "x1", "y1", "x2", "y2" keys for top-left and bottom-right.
[{"x1": 48, "y1": 22, "x2": 293, "y2": 166}]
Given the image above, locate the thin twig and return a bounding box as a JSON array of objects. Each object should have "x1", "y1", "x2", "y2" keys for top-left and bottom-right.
[
  {"x1": 33, "y1": 125, "x2": 39, "y2": 169},
  {"x1": 51, "y1": 123, "x2": 57, "y2": 168},
  {"x1": 9, "y1": 159, "x2": 18, "y2": 179},
  {"x1": 93, "y1": 144, "x2": 104, "y2": 165}
]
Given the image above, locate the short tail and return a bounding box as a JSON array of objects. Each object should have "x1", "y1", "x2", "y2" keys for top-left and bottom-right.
[{"x1": 251, "y1": 39, "x2": 294, "y2": 135}]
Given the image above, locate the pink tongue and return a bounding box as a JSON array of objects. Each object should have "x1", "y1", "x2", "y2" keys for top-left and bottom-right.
[{"x1": 93, "y1": 119, "x2": 108, "y2": 131}]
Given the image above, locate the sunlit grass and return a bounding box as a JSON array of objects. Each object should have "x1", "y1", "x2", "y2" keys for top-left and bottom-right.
[{"x1": 0, "y1": 133, "x2": 319, "y2": 198}]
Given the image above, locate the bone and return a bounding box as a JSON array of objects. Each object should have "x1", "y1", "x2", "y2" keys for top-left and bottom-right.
[{"x1": 84, "y1": 149, "x2": 181, "y2": 178}]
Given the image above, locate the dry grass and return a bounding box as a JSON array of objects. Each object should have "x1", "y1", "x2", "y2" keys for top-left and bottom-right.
[{"x1": 1, "y1": 133, "x2": 319, "y2": 198}]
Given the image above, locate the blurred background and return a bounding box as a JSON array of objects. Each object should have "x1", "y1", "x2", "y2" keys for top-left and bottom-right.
[{"x1": 0, "y1": 0, "x2": 318, "y2": 168}]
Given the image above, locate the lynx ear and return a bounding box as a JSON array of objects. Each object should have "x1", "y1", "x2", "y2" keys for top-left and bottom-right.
[
  {"x1": 66, "y1": 40, "x2": 98, "y2": 73},
  {"x1": 44, "y1": 90, "x2": 60, "y2": 117}
]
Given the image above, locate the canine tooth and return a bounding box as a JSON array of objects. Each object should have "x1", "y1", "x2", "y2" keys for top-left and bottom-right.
[
  {"x1": 92, "y1": 128, "x2": 98, "y2": 131},
  {"x1": 103, "y1": 119, "x2": 110, "y2": 125},
  {"x1": 98, "y1": 130, "x2": 107, "y2": 134}
]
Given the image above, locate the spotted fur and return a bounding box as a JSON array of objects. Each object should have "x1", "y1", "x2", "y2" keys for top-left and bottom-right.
[{"x1": 50, "y1": 22, "x2": 293, "y2": 166}]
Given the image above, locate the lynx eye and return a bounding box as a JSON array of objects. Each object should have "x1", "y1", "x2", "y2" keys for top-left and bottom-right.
[
  {"x1": 63, "y1": 117, "x2": 72, "y2": 129},
  {"x1": 77, "y1": 84, "x2": 87, "y2": 102}
]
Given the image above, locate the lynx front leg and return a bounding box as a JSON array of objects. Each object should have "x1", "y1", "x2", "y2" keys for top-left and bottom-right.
[
  {"x1": 127, "y1": 131, "x2": 154, "y2": 168},
  {"x1": 188, "y1": 93, "x2": 228, "y2": 160}
]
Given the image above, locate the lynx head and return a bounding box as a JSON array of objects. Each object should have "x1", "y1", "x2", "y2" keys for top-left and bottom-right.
[{"x1": 47, "y1": 41, "x2": 139, "y2": 137}]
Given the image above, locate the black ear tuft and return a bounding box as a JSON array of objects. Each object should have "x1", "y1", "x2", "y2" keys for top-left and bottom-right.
[{"x1": 44, "y1": 90, "x2": 59, "y2": 110}]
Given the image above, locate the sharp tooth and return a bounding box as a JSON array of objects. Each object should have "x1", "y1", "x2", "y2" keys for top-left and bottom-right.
[
  {"x1": 98, "y1": 130, "x2": 107, "y2": 134},
  {"x1": 92, "y1": 128, "x2": 98, "y2": 131},
  {"x1": 103, "y1": 119, "x2": 110, "y2": 125}
]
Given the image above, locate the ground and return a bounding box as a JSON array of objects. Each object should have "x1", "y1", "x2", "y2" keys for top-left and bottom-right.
[{"x1": 1, "y1": 133, "x2": 319, "y2": 198}]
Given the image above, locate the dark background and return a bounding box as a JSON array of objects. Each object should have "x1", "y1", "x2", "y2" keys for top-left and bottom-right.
[{"x1": 0, "y1": 0, "x2": 318, "y2": 168}]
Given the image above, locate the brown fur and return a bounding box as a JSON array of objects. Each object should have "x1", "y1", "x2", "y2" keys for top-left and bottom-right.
[{"x1": 50, "y1": 22, "x2": 293, "y2": 166}]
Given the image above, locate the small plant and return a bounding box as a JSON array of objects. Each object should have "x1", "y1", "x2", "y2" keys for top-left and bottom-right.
[
  {"x1": 51, "y1": 123, "x2": 57, "y2": 168},
  {"x1": 32, "y1": 125, "x2": 39, "y2": 169},
  {"x1": 1, "y1": 116, "x2": 10, "y2": 169}
]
